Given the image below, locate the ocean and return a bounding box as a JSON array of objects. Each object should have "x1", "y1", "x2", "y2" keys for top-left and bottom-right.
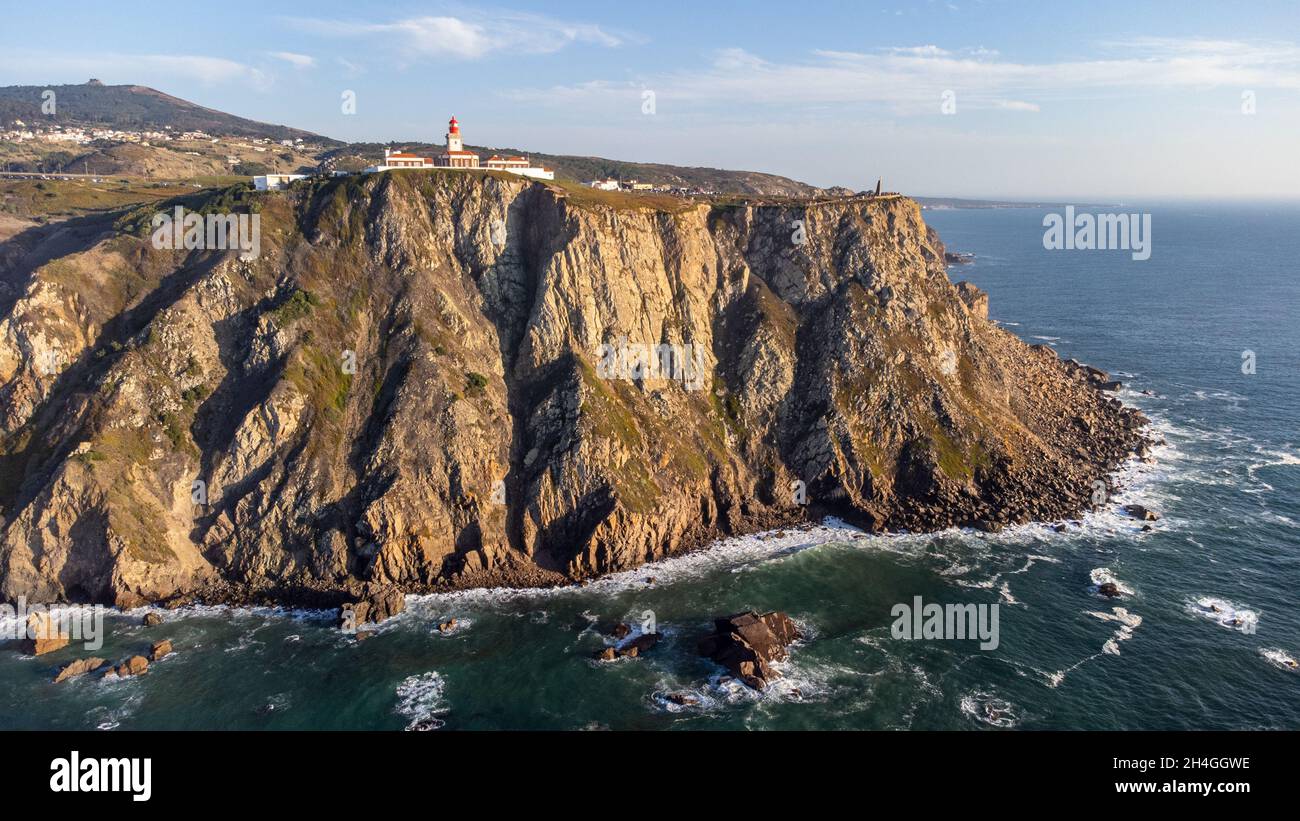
[{"x1": 3, "y1": 202, "x2": 1298, "y2": 730}]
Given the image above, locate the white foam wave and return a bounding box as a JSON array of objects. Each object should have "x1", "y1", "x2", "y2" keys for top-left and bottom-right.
[
  {"x1": 960, "y1": 691, "x2": 1019, "y2": 728},
  {"x1": 394, "y1": 671, "x2": 448, "y2": 731},
  {"x1": 1259, "y1": 648, "x2": 1299, "y2": 671},
  {"x1": 1088, "y1": 607, "x2": 1142, "y2": 655},
  {"x1": 1185, "y1": 596, "x2": 1259, "y2": 634},
  {"x1": 1088, "y1": 567, "x2": 1135, "y2": 597}
]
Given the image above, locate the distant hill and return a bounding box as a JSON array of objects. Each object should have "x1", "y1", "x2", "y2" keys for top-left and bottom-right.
[
  {"x1": 323, "y1": 142, "x2": 824, "y2": 197},
  {"x1": 0, "y1": 82, "x2": 333, "y2": 144}
]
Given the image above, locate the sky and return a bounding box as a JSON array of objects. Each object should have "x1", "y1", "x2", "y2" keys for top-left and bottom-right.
[{"x1": 2, "y1": 0, "x2": 1299, "y2": 200}]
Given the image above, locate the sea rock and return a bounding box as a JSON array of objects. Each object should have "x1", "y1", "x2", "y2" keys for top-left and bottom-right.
[
  {"x1": 1098, "y1": 582, "x2": 1122, "y2": 598},
  {"x1": 21, "y1": 612, "x2": 69, "y2": 655},
  {"x1": 593, "y1": 647, "x2": 617, "y2": 661},
  {"x1": 618, "y1": 632, "x2": 662, "y2": 658},
  {"x1": 112, "y1": 655, "x2": 149, "y2": 678},
  {"x1": 438, "y1": 619, "x2": 457, "y2": 634},
  {"x1": 340, "y1": 586, "x2": 406, "y2": 629},
  {"x1": 666, "y1": 692, "x2": 699, "y2": 706},
  {"x1": 1122, "y1": 504, "x2": 1160, "y2": 522},
  {"x1": 355, "y1": 630, "x2": 374, "y2": 642},
  {"x1": 698, "y1": 611, "x2": 801, "y2": 689},
  {"x1": 142, "y1": 612, "x2": 163, "y2": 627},
  {"x1": 54, "y1": 657, "x2": 105, "y2": 683},
  {"x1": 610, "y1": 622, "x2": 631, "y2": 640},
  {"x1": 149, "y1": 639, "x2": 173, "y2": 661}
]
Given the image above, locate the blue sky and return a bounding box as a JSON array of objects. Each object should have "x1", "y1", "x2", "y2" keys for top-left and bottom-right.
[{"x1": 3, "y1": 0, "x2": 1298, "y2": 199}]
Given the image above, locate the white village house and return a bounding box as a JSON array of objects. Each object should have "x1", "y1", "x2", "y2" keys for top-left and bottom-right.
[
  {"x1": 253, "y1": 173, "x2": 309, "y2": 191},
  {"x1": 364, "y1": 116, "x2": 554, "y2": 180}
]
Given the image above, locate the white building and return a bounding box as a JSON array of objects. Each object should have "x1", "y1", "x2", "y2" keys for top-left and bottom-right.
[{"x1": 254, "y1": 174, "x2": 309, "y2": 191}]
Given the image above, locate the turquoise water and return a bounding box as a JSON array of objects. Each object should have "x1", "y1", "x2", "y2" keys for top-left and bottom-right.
[{"x1": 3, "y1": 202, "x2": 1298, "y2": 730}]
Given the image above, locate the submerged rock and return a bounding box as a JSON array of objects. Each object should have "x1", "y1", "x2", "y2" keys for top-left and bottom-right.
[
  {"x1": 698, "y1": 611, "x2": 801, "y2": 689},
  {"x1": 1123, "y1": 504, "x2": 1160, "y2": 522}
]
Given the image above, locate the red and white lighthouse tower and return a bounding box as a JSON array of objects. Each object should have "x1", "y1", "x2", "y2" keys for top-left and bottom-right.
[
  {"x1": 446, "y1": 116, "x2": 463, "y2": 152},
  {"x1": 436, "y1": 115, "x2": 479, "y2": 168}
]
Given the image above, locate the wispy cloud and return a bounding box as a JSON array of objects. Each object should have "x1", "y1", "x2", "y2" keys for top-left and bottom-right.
[
  {"x1": 505, "y1": 37, "x2": 1300, "y2": 114},
  {"x1": 285, "y1": 8, "x2": 625, "y2": 61},
  {"x1": 268, "y1": 51, "x2": 316, "y2": 69},
  {"x1": 0, "y1": 52, "x2": 271, "y2": 89}
]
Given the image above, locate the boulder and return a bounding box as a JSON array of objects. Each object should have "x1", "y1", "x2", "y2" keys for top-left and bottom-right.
[
  {"x1": 149, "y1": 640, "x2": 173, "y2": 661},
  {"x1": 623, "y1": 632, "x2": 662, "y2": 654},
  {"x1": 438, "y1": 619, "x2": 457, "y2": 634},
  {"x1": 340, "y1": 586, "x2": 406, "y2": 629},
  {"x1": 593, "y1": 647, "x2": 617, "y2": 661},
  {"x1": 54, "y1": 657, "x2": 105, "y2": 683},
  {"x1": 610, "y1": 622, "x2": 631, "y2": 640},
  {"x1": 1097, "y1": 582, "x2": 1122, "y2": 598},
  {"x1": 143, "y1": 613, "x2": 163, "y2": 627},
  {"x1": 111, "y1": 655, "x2": 149, "y2": 678},
  {"x1": 698, "y1": 611, "x2": 801, "y2": 689},
  {"x1": 22, "y1": 612, "x2": 69, "y2": 655},
  {"x1": 1122, "y1": 504, "x2": 1160, "y2": 522}
]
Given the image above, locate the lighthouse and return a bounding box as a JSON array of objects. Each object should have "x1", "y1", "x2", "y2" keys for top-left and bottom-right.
[
  {"x1": 435, "y1": 115, "x2": 480, "y2": 168},
  {"x1": 446, "y1": 116, "x2": 463, "y2": 153},
  {"x1": 361, "y1": 115, "x2": 551, "y2": 178}
]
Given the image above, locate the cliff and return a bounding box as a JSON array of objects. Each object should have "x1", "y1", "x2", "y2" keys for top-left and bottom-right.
[{"x1": 0, "y1": 172, "x2": 1146, "y2": 607}]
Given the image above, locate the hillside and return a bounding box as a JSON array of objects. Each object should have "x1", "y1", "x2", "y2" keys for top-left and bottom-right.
[
  {"x1": 0, "y1": 82, "x2": 332, "y2": 143},
  {"x1": 0, "y1": 171, "x2": 1147, "y2": 606}
]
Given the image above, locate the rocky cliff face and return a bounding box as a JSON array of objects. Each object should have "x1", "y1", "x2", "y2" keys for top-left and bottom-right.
[{"x1": 0, "y1": 172, "x2": 1145, "y2": 607}]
